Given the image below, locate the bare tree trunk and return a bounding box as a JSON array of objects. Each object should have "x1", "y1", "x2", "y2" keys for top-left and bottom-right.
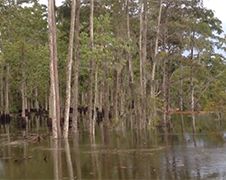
[
  {"x1": 89, "y1": 0, "x2": 95, "y2": 136},
  {"x1": 103, "y1": 74, "x2": 110, "y2": 123},
  {"x1": 21, "y1": 44, "x2": 26, "y2": 118},
  {"x1": 114, "y1": 70, "x2": 119, "y2": 123},
  {"x1": 48, "y1": 0, "x2": 60, "y2": 139},
  {"x1": 21, "y1": 75, "x2": 29, "y2": 132},
  {"x1": 35, "y1": 87, "x2": 39, "y2": 110},
  {"x1": 151, "y1": 0, "x2": 162, "y2": 96},
  {"x1": 126, "y1": 0, "x2": 135, "y2": 129},
  {"x1": 4, "y1": 65, "x2": 9, "y2": 114},
  {"x1": 35, "y1": 87, "x2": 40, "y2": 131},
  {"x1": 21, "y1": 81, "x2": 26, "y2": 118},
  {"x1": 139, "y1": 0, "x2": 147, "y2": 128},
  {"x1": 163, "y1": 59, "x2": 167, "y2": 126},
  {"x1": 49, "y1": 87, "x2": 53, "y2": 119},
  {"x1": 179, "y1": 61, "x2": 185, "y2": 133},
  {"x1": 63, "y1": 0, "x2": 77, "y2": 138},
  {"x1": 139, "y1": 0, "x2": 144, "y2": 128},
  {"x1": 0, "y1": 34, "x2": 4, "y2": 114},
  {"x1": 45, "y1": 93, "x2": 48, "y2": 111},
  {"x1": 126, "y1": 0, "x2": 134, "y2": 84},
  {"x1": 142, "y1": 0, "x2": 147, "y2": 128},
  {"x1": 71, "y1": 0, "x2": 81, "y2": 134},
  {"x1": 53, "y1": 2, "x2": 61, "y2": 138},
  {"x1": 0, "y1": 66, "x2": 4, "y2": 114},
  {"x1": 92, "y1": 65, "x2": 98, "y2": 135},
  {"x1": 191, "y1": 79, "x2": 196, "y2": 133},
  {"x1": 190, "y1": 32, "x2": 196, "y2": 133}
]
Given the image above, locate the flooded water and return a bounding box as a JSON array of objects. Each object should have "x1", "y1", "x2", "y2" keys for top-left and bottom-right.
[{"x1": 0, "y1": 115, "x2": 226, "y2": 179}]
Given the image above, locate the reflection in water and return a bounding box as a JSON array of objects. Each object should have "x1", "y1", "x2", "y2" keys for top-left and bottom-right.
[
  {"x1": 192, "y1": 113, "x2": 196, "y2": 133},
  {"x1": 64, "y1": 140, "x2": 74, "y2": 180},
  {"x1": 89, "y1": 135, "x2": 101, "y2": 180},
  {"x1": 73, "y1": 133, "x2": 82, "y2": 180},
  {"x1": 180, "y1": 114, "x2": 185, "y2": 134},
  {"x1": 1, "y1": 120, "x2": 226, "y2": 179},
  {"x1": 51, "y1": 139, "x2": 62, "y2": 180}
]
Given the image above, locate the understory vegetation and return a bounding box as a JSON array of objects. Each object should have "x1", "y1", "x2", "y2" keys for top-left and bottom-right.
[{"x1": 0, "y1": 0, "x2": 226, "y2": 138}]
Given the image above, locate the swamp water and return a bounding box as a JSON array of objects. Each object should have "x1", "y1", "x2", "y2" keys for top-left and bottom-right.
[{"x1": 0, "y1": 115, "x2": 226, "y2": 179}]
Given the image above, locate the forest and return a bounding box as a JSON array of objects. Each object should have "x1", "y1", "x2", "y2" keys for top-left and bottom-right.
[{"x1": 0, "y1": 0, "x2": 226, "y2": 139}]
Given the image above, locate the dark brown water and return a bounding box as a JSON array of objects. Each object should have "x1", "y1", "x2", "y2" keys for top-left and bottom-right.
[{"x1": 0, "y1": 116, "x2": 226, "y2": 179}]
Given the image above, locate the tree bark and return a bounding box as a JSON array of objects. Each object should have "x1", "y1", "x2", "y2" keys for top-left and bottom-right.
[
  {"x1": 89, "y1": 0, "x2": 95, "y2": 136},
  {"x1": 0, "y1": 67, "x2": 4, "y2": 114},
  {"x1": 125, "y1": 0, "x2": 134, "y2": 84},
  {"x1": 63, "y1": 0, "x2": 77, "y2": 138},
  {"x1": 71, "y1": 0, "x2": 81, "y2": 134},
  {"x1": 139, "y1": 0, "x2": 144, "y2": 128},
  {"x1": 190, "y1": 31, "x2": 196, "y2": 133},
  {"x1": 151, "y1": 0, "x2": 163, "y2": 96},
  {"x1": 179, "y1": 61, "x2": 185, "y2": 133},
  {"x1": 4, "y1": 65, "x2": 9, "y2": 114},
  {"x1": 92, "y1": 65, "x2": 98, "y2": 133},
  {"x1": 48, "y1": 0, "x2": 61, "y2": 139},
  {"x1": 35, "y1": 87, "x2": 39, "y2": 110},
  {"x1": 139, "y1": 0, "x2": 147, "y2": 128},
  {"x1": 21, "y1": 45, "x2": 27, "y2": 119}
]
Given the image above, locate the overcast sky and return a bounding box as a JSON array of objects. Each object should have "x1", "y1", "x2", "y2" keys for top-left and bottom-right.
[
  {"x1": 39, "y1": 0, "x2": 226, "y2": 32},
  {"x1": 204, "y1": 0, "x2": 226, "y2": 32}
]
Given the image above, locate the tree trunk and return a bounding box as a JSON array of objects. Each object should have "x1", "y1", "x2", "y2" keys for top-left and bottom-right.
[
  {"x1": 35, "y1": 87, "x2": 39, "y2": 110},
  {"x1": 103, "y1": 74, "x2": 110, "y2": 123},
  {"x1": 4, "y1": 65, "x2": 9, "y2": 114},
  {"x1": 48, "y1": 0, "x2": 61, "y2": 139},
  {"x1": 0, "y1": 66, "x2": 4, "y2": 114},
  {"x1": 163, "y1": 59, "x2": 167, "y2": 126},
  {"x1": 92, "y1": 65, "x2": 98, "y2": 134},
  {"x1": 125, "y1": 0, "x2": 134, "y2": 84},
  {"x1": 89, "y1": 0, "x2": 95, "y2": 136},
  {"x1": 179, "y1": 61, "x2": 185, "y2": 133},
  {"x1": 139, "y1": 0, "x2": 144, "y2": 128},
  {"x1": 126, "y1": 0, "x2": 135, "y2": 129},
  {"x1": 63, "y1": 0, "x2": 77, "y2": 138},
  {"x1": 190, "y1": 32, "x2": 196, "y2": 133},
  {"x1": 45, "y1": 93, "x2": 48, "y2": 111},
  {"x1": 139, "y1": 0, "x2": 147, "y2": 128},
  {"x1": 71, "y1": 0, "x2": 81, "y2": 134},
  {"x1": 114, "y1": 70, "x2": 119, "y2": 124},
  {"x1": 151, "y1": 0, "x2": 162, "y2": 96}
]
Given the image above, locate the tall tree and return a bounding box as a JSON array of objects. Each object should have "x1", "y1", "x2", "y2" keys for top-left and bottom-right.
[
  {"x1": 89, "y1": 0, "x2": 95, "y2": 136},
  {"x1": 48, "y1": 0, "x2": 61, "y2": 138},
  {"x1": 71, "y1": 0, "x2": 81, "y2": 134},
  {"x1": 63, "y1": 0, "x2": 77, "y2": 138},
  {"x1": 139, "y1": 0, "x2": 147, "y2": 128},
  {"x1": 150, "y1": 0, "x2": 163, "y2": 97}
]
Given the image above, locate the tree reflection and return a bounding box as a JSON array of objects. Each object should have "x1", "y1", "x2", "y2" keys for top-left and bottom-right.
[
  {"x1": 51, "y1": 139, "x2": 62, "y2": 180},
  {"x1": 64, "y1": 139, "x2": 74, "y2": 180},
  {"x1": 73, "y1": 133, "x2": 82, "y2": 179},
  {"x1": 90, "y1": 135, "x2": 101, "y2": 179}
]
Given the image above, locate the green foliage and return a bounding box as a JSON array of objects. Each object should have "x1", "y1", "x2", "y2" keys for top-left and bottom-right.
[
  {"x1": 0, "y1": 1, "x2": 49, "y2": 109},
  {"x1": 1, "y1": 0, "x2": 226, "y2": 121}
]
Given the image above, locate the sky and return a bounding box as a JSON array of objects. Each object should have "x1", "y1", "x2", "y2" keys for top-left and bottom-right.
[
  {"x1": 203, "y1": 0, "x2": 226, "y2": 32},
  {"x1": 39, "y1": 0, "x2": 62, "y2": 6},
  {"x1": 39, "y1": 0, "x2": 226, "y2": 33}
]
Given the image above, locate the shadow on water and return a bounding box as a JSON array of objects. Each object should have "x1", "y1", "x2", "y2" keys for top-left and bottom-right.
[{"x1": 0, "y1": 115, "x2": 226, "y2": 179}]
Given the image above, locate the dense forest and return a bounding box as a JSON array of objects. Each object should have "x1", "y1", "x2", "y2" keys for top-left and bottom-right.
[{"x1": 0, "y1": 0, "x2": 226, "y2": 139}]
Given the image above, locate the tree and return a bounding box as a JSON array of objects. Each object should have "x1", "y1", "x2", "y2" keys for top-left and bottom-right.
[
  {"x1": 48, "y1": 0, "x2": 61, "y2": 138},
  {"x1": 63, "y1": 0, "x2": 77, "y2": 138}
]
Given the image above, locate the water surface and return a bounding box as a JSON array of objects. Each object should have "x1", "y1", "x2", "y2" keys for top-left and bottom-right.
[{"x1": 0, "y1": 115, "x2": 226, "y2": 179}]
